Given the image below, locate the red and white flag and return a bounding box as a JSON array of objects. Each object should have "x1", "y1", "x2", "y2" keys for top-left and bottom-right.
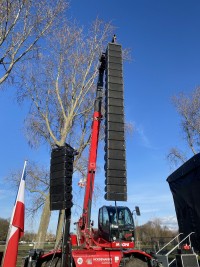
[{"x1": 2, "y1": 161, "x2": 27, "y2": 267}]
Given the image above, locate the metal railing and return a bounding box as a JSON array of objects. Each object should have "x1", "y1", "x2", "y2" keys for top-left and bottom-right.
[
  {"x1": 155, "y1": 232, "x2": 195, "y2": 267},
  {"x1": 157, "y1": 232, "x2": 195, "y2": 256}
]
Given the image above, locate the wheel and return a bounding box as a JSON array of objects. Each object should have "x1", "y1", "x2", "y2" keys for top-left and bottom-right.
[{"x1": 125, "y1": 257, "x2": 149, "y2": 267}]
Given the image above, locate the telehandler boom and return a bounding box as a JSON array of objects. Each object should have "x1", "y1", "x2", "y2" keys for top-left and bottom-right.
[{"x1": 23, "y1": 39, "x2": 155, "y2": 267}]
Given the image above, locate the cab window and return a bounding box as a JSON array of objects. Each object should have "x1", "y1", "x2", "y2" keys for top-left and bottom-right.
[{"x1": 124, "y1": 208, "x2": 133, "y2": 225}]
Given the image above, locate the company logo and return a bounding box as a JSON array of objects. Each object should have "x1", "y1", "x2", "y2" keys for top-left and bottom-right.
[
  {"x1": 115, "y1": 242, "x2": 130, "y2": 247},
  {"x1": 93, "y1": 258, "x2": 112, "y2": 263},
  {"x1": 115, "y1": 256, "x2": 119, "y2": 263},
  {"x1": 86, "y1": 259, "x2": 92, "y2": 265},
  {"x1": 77, "y1": 258, "x2": 83, "y2": 265}
]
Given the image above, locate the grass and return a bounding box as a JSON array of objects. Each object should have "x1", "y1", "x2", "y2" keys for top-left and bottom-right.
[{"x1": 0, "y1": 243, "x2": 55, "y2": 267}]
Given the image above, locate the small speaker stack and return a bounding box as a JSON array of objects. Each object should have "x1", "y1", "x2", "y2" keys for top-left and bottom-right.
[{"x1": 50, "y1": 144, "x2": 75, "y2": 210}]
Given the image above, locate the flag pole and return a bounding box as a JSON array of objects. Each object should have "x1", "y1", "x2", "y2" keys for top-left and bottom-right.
[{"x1": 2, "y1": 160, "x2": 27, "y2": 267}]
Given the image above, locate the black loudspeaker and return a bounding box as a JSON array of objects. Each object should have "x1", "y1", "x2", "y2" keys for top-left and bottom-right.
[
  {"x1": 50, "y1": 144, "x2": 75, "y2": 210},
  {"x1": 104, "y1": 42, "x2": 127, "y2": 201}
]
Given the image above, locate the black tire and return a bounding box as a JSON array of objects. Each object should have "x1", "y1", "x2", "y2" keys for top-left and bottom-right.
[{"x1": 125, "y1": 257, "x2": 149, "y2": 267}]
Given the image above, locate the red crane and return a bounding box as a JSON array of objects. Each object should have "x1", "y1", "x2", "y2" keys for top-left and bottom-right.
[
  {"x1": 77, "y1": 53, "x2": 106, "y2": 248},
  {"x1": 22, "y1": 40, "x2": 157, "y2": 267}
]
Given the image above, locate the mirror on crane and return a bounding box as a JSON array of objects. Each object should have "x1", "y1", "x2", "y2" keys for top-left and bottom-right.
[{"x1": 135, "y1": 206, "x2": 141, "y2": 216}]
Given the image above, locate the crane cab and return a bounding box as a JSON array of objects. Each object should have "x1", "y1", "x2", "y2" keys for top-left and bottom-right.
[{"x1": 98, "y1": 206, "x2": 135, "y2": 243}]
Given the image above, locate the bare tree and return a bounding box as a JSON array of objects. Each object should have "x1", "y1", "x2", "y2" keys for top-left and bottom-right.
[
  {"x1": 136, "y1": 218, "x2": 176, "y2": 248},
  {"x1": 167, "y1": 87, "x2": 200, "y2": 167},
  {"x1": 0, "y1": 218, "x2": 9, "y2": 240},
  {"x1": 0, "y1": 0, "x2": 68, "y2": 85},
  {"x1": 27, "y1": 164, "x2": 49, "y2": 215},
  {"x1": 167, "y1": 147, "x2": 187, "y2": 170},
  {"x1": 17, "y1": 18, "x2": 114, "y2": 247}
]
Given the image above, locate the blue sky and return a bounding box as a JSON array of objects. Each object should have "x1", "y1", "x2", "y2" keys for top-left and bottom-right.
[{"x1": 1, "y1": 0, "x2": 200, "y2": 233}]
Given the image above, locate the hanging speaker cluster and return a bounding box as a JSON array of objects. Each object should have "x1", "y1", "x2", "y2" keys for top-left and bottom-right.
[
  {"x1": 104, "y1": 42, "x2": 127, "y2": 201},
  {"x1": 50, "y1": 144, "x2": 75, "y2": 210}
]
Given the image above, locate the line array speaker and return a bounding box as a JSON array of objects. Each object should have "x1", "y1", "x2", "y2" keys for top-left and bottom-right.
[
  {"x1": 50, "y1": 144, "x2": 75, "y2": 210},
  {"x1": 104, "y1": 42, "x2": 127, "y2": 201}
]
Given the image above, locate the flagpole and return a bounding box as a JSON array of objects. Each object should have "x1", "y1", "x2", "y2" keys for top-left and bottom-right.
[
  {"x1": 10, "y1": 160, "x2": 27, "y2": 227},
  {"x1": 15, "y1": 160, "x2": 27, "y2": 204},
  {"x1": 2, "y1": 160, "x2": 27, "y2": 267}
]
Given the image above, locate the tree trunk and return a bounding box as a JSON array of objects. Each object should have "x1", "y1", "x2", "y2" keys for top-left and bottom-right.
[
  {"x1": 55, "y1": 210, "x2": 65, "y2": 247},
  {"x1": 34, "y1": 194, "x2": 51, "y2": 249}
]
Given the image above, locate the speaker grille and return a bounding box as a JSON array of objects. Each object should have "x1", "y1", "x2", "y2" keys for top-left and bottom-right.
[
  {"x1": 50, "y1": 144, "x2": 75, "y2": 210},
  {"x1": 104, "y1": 43, "x2": 127, "y2": 201}
]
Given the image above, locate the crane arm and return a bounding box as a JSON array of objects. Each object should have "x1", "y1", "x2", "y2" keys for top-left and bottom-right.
[{"x1": 79, "y1": 54, "x2": 106, "y2": 234}]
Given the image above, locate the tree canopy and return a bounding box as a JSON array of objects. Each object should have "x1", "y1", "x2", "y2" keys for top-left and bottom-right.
[
  {"x1": 168, "y1": 87, "x2": 200, "y2": 167},
  {"x1": 15, "y1": 17, "x2": 114, "y2": 247},
  {"x1": 0, "y1": 0, "x2": 67, "y2": 85},
  {"x1": 0, "y1": 218, "x2": 9, "y2": 241},
  {"x1": 1, "y1": 0, "x2": 116, "y2": 248}
]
